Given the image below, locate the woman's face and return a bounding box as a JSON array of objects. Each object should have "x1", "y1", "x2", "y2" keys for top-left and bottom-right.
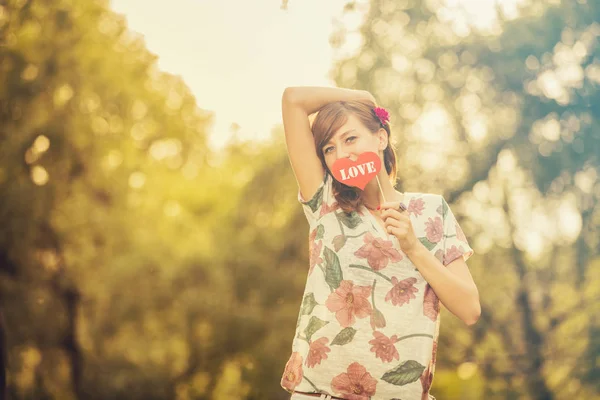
[{"x1": 321, "y1": 114, "x2": 386, "y2": 171}]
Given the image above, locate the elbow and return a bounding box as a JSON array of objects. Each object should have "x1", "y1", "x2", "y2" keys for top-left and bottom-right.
[
  {"x1": 282, "y1": 87, "x2": 299, "y2": 105},
  {"x1": 464, "y1": 301, "x2": 481, "y2": 326},
  {"x1": 463, "y1": 287, "x2": 481, "y2": 326},
  {"x1": 465, "y1": 312, "x2": 480, "y2": 326}
]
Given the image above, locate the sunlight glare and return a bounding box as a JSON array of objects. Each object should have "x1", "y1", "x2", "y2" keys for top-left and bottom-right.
[
  {"x1": 441, "y1": 0, "x2": 528, "y2": 32},
  {"x1": 31, "y1": 165, "x2": 49, "y2": 186}
]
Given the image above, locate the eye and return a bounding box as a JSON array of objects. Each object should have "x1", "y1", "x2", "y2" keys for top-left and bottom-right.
[
  {"x1": 346, "y1": 136, "x2": 357, "y2": 143},
  {"x1": 324, "y1": 146, "x2": 334, "y2": 154}
]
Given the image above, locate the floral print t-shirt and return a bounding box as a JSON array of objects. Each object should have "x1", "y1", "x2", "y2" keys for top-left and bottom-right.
[{"x1": 281, "y1": 173, "x2": 474, "y2": 400}]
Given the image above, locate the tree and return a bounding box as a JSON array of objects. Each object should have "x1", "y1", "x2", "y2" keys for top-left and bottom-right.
[{"x1": 327, "y1": 0, "x2": 600, "y2": 398}]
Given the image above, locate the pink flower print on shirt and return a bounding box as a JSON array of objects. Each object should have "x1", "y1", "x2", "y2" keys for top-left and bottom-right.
[
  {"x1": 309, "y1": 226, "x2": 317, "y2": 243},
  {"x1": 281, "y1": 352, "x2": 303, "y2": 391},
  {"x1": 385, "y1": 277, "x2": 418, "y2": 307},
  {"x1": 325, "y1": 280, "x2": 373, "y2": 327},
  {"x1": 306, "y1": 337, "x2": 331, "y2": 368},
  {"x1": 369, "y1": 331, "x2": 400, "y2": 363},
  {"x1": 320, "y1": 201, "x2": 339, "y2": 218},
  {"x1": 424, "y1": 216, "x2": 443, "y2": 243},
  {"x1": 423, "y1": 284, "x2": 440, "y2": 322},
  {"x1": 420, "y1": 364, "x2": 433, "y2": 395},
  {"x1": 331, "y1": 362, "x2": 378, "y2": 400},
  {"x1": 444, "y1": 245, "x2": 464, "y2": 266},
  {"x1": 408, "y1": 197, "x2": 425, "y2": 217},
  {"x1": 354, "y1": 232, "x2": 403, "y2": 271},
  {"x1": 420, "y1": 341, "x2": 438, "y2": 394},
  {"x1": 309, "y1": 240, "x2": 323, "y2": 275}
]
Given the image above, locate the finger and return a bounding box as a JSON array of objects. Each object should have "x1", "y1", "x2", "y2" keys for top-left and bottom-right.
[
  {"x1": 380, "y1": 208, "x2": 397, "y2": 220},
  {"x1": 386, "y1": 225, "x2": 404, "y2": 237},
  {"x1": 380, "y1": 201, "x2": 400, "y2": 210},
  {"x1": 380, "y1": 201, "x2": 407, "y2": 212},
  {"x1": 381, "y1": 212, "x2": 400, "y2": 224},
  {"x1": 381, "y1": 208, "x2": 409, "y2": 222},
  {"x1": 384, "y1": 217, "x2": 405, "y2": 230}
]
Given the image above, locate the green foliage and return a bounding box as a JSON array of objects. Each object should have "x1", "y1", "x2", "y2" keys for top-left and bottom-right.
[
  {"x1": 329, "y1": 0, "x2": 600, "y2": 399},
  {"x1": 1, "y1": 0, "x2": 599, "y2": 399}
]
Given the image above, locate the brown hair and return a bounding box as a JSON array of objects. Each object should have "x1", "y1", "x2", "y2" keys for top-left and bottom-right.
[{"x1": 311, "y1": 99, "x2": 398, "y2": 213}]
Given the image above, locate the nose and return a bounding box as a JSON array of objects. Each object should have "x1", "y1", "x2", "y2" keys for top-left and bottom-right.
[
  {"x1": 336, "y1": 145, "x2": 358, "y2": 160},
  {"x1": 336, "y1": 148, "x2": 349, "y2": 160},
  {"x1": 337, "y1": 151, "x2": 357, "y2": 161}
]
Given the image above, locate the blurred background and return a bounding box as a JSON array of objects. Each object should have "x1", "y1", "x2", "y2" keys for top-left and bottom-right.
[{"x1": 1, "y1": 0, "x2": 599, "y2": 399}]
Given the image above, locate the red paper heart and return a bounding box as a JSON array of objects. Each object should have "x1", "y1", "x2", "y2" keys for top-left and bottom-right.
[{"x1": 331, "y1": 152, "x2": 382, "y2": 190}]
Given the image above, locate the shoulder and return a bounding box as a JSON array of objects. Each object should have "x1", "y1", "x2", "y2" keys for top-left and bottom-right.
[
  {"x1": 403, "y1": 192, "x2": 443, "y2": 217},
  {"x1": 405, "y1": 191, "x2": 441, "y2": 200},
  {"x1": 298, "y1": 172, "x2": 336, "y2": 221},
  {"x1": 405, "y1": 191, "x2": 443, "y2": 206}
]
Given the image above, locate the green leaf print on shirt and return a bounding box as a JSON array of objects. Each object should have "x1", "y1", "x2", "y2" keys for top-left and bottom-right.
[
  {"x1": 418, "y1": 237, "x2": 437, "y2": 251},
  {"x1": 332, "y1": 234, "x2": 347, "y2": 251},
  {"x1": 323, "y1": 247, "x2": 343, "y2": 290},
  {"x1": 332, "y1": 231, "x2": 369, "y2": 252},
  {"x1": 349, "y1": 264, "x2": 392, "y2": 283},
  {"x1": 439, "y1": 196, "x2": 449, "y2": 218},
  {"x1": 330, "y1": 327, "x2": 357, "y2": 346},
  {"x1": 300, "y1": 293, "x2": 318, "y2": 315},
  {"x1": 370, "y1": 280, "x2": 386, "y2": 329},
  {"x1": 304, "y1": 316, "x2": 329, "y2": 342},
  {"x1": 306, "y1": 186, "x2": 324, "y2": 213},
  {"x1": 336, "y1": 211, "x2": 362, "y2": 229},
  {"x1": 381, "y1": 360, "x2": 426, "y2": 386},
  {"x1": 315, "y1": 224, "x2": 325, "y2": 240}
]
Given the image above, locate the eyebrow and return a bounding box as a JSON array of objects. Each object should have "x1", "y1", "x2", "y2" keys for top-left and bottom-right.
[{"x1": 323, "y1": 129, "x2": 356, "y2": 147}]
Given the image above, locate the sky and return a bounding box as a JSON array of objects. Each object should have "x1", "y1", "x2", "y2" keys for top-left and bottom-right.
[
  {"x1": 107, "y1": 0, "x2": 522, "y2": 151},
  {"x1": 109, "y1": 0, "x2": 350, "y2": 150}
]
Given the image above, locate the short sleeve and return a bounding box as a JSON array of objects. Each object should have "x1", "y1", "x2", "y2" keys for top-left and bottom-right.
[
  {"x1": 298, "y1": 173, "x2": 337, "y2": 222},
  {"x1": 441, "y1": 196, "x2": 474, "y2": 266}
]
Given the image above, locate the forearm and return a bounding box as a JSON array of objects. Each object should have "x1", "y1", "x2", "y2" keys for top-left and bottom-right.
[
  {"x1": 282, "y1": 86, "x2": 374, "y2": 114},
  {"x1": 406, "y1": 243, "x2": 480, "y2": 325}
]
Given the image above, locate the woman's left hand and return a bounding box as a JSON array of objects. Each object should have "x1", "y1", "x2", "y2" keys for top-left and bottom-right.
[{"x1": 380, "y1": 201, "x2": 420, "y2": 255}]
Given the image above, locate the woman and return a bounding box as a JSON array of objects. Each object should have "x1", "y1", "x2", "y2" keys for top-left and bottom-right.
[{"x1": 280, "y1": 87, "x2": 480, "y2": 400}]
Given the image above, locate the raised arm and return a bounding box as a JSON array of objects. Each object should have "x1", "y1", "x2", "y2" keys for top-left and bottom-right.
[{"x1": 281, "y1": 86, "x2": 375, "y2": 200}]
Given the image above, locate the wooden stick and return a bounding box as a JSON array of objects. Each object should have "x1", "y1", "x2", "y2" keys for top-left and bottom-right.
[
  {"x1": 375, "y1": 175, "x2": 391, "y2": 238},
  {"x1": 375, "y1": 175, "x2": 386, "y2": 204}
]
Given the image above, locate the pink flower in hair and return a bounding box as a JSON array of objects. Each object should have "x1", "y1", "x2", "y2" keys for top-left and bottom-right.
[{"x1": 373, "y1": 107, "x2": 390, "y2": 125}]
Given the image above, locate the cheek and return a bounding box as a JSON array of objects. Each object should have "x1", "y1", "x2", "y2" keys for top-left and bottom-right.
[
  {"x1": 372, "y1": 135, "x2": 384, "y2": 149},
  {"x1": 358, "y1": 138, "x2": 380, "y2": 153}
]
